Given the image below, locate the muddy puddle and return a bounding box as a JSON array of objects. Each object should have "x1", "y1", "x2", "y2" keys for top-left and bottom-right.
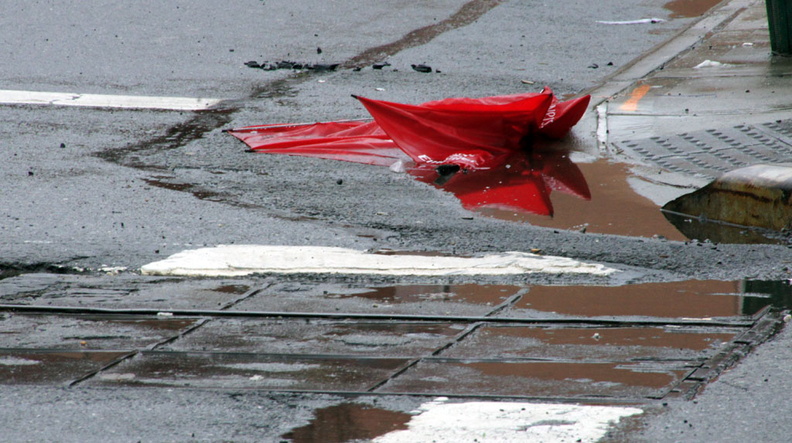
[
  {"x1": 308, "y1": 279, "x2": 786, "y2": 321},
  {"x1": 412, "y1": 147, "x2": 792, "y2": 244},
  {"x1": 281, "y1": 403, "x2": 411, "y2": 443},
  {"x1": 420, "y1": 155, "x2": 689, "y2": 241},
  {"x1": 664, "y1": 0, "x2": 724, "y2": 18},
  {"x1": 510, "y1": 279, "x2": 772, "y2": 319}
]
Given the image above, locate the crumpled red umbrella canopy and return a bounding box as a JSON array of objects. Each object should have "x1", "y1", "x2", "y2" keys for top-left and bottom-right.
[
  {"x1": 226, "y1": 87, "x2": 590, "y2": 170},
  {"x1": 224, "y1": 120, "x2": 406, "y2": 167}
]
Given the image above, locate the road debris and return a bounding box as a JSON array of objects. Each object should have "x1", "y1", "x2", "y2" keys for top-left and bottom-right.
[
  {"x1": 694, "y1": 60, "x2": 727, "y2": 69},
  {"x1": 244, "y1": 60, "x2": 340, "y2": 71},
  {"x1": 596, "y1": 18, "x2": 665, "y2": 25}
]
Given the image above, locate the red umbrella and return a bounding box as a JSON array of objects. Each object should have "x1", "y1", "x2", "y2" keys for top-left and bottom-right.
[
  {"x1": 227, "y1": 88, "x2": 590, "y2": 170},
  {"x1": 354, "y1": 92, "x2": 553, "y2": 169}
]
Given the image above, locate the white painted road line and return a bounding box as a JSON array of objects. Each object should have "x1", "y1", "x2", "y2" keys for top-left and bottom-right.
[
  {"x1": 374, "y1": 398, "x2": 643, "y2": 443},
  {"x1": 0, "y1": 89, "x2": 223, "y2": 111},
  {"x1": 139, "y1": 245, "x2": 620, "y2": 277}
]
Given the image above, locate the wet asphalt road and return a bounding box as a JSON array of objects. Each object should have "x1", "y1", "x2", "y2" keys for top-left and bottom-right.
[
  {"x1": 3, "y1": 0, "x2": 727, "y2": 277},
  {"x1": 3, "y1": 0, "x2": 792, "y2": 441}
]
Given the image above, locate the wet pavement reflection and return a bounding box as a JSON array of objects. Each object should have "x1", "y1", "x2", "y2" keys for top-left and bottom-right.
[
  {"x1": 234, "y1": 282, "x2": 524, "y2": 317},
  {"x1": 664, "y1": 0, "x2": 724, "y2": 18},
  {"x1": 410, "y1": 150, "x2": 690, "y2": 241},
  {"x1": 0, "y1": 275, "x2": 788, "y2": 401},
  {"x1": 378, "y1": 360, "x2": 690, "y2": 399},
  {"x1": 440, "y1": 325, "x2": 740, "y2": 361},
  {"x1": 663, "y1": 211, "x2": 790, "y2": 245},
  {"x1": 281, "y1": 403, "x2": 411, "y2": 443},
  {"x1": 508, "y1": 280, "x2": 764, "y2": 319}
]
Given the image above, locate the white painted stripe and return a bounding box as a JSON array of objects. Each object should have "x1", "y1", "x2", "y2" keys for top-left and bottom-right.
[
  {"x1": 0, "y1": 89, "x2": 223, "y2": 111},
  {"x1": 139, "y1": 245, "x2": 619, "y2": 277},
  {"x1": 374, "y1": 398, "x2": 643, "y2": 443}
]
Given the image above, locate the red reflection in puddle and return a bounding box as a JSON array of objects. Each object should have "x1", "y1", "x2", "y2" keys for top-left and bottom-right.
[
  {"x1": 474, "y1": 158, "x2": 688, "y2": 240},
  {"x1": 409, "y1": 150, "x2": 589, "y2": 217},
  {"x1": 282, "y1": 403, "x2": 411, "y2": 443}
]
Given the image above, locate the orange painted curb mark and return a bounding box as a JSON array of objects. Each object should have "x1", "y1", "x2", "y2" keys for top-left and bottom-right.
[{"x1": 620, "y1": 84, "x2": 652, "y2": 112}]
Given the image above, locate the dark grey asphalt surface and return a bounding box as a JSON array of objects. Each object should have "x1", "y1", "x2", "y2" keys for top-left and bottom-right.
[{"x1": 3, "y1": 0, "x2": 792, "y2": 441}]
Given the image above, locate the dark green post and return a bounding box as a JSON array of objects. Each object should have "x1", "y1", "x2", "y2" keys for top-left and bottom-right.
[{"x1": 766, "y1": 0, "x2": 792, "y2": 55}]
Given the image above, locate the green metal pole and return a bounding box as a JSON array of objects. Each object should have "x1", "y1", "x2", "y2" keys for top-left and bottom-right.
[{"x1": 766, "y1": 0, "x2": 792, "y2": 56}]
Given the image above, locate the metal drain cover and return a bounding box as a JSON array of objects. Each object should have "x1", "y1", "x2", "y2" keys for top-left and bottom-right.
[{"x1": 615, "y1": 119, "x2": 792, "y2": 178}]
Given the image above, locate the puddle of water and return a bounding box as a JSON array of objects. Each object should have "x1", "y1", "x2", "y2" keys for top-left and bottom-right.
[
  {"x1": 324, "y1": 284, "x2": 521, "y2": 305},
  {"x1": 281, "y1": 403, "x2": 411, "y2": 443},
  {"x1": 409, "y1": 150, "x2": 589, "y2": 218},
  {"x1": 742, "y1": 279, "x2": 792, "y2": 312},
  {"x1": 378, "y1": 360, "x2": 688, "y2": 398},
  {"x1": 466, "y1": 361, "x2": 682, "y2": 389},
  {"x1": 212, "y1": 284, "x2": 251, "y2": 294},
  {"x1": 663, "y1": 211, "x2": 791, "y2": 245},
  {"x1": 512, "y1": 280, "x2": 767, "y2": 319},
  {"x1": 664, "y1": 0, "x2": 724, "y2": 18},
  {"x1": 442, "y1": 325, "x2": 739, "y2": 361},
  {"x1": 411, "y1": 152, "x2": 688, "y2": 240}
]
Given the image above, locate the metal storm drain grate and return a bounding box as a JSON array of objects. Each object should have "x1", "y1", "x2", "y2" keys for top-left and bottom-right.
[
  {"x1": 0, "y1": 276, "x2": 788, "y2": 402},
  {"x1": 614, "y1": 119, "x2": 792, "y2": 178}
]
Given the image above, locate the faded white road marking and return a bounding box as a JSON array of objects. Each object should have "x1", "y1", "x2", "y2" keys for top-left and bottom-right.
[
  {"x1": 139, "y1": 245, "x2": 619, "y2": 277},
  {"x1": 374, "y1": 398, "x2": 643, "y2": 443},
  {"x1": 0, "y1": 89, "x2": 223, "y2": 111}
]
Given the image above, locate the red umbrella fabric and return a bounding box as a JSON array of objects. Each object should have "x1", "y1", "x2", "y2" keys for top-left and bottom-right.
[
  {"x1": 225, "y1": 120, "x2": 407, "y2": 167},
  {"x1": 354, "y1": 92, "x2": 553, "y2": 169},
  {"x1": 226, "y1": 88, "x2": 590, "y2": 170}
]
